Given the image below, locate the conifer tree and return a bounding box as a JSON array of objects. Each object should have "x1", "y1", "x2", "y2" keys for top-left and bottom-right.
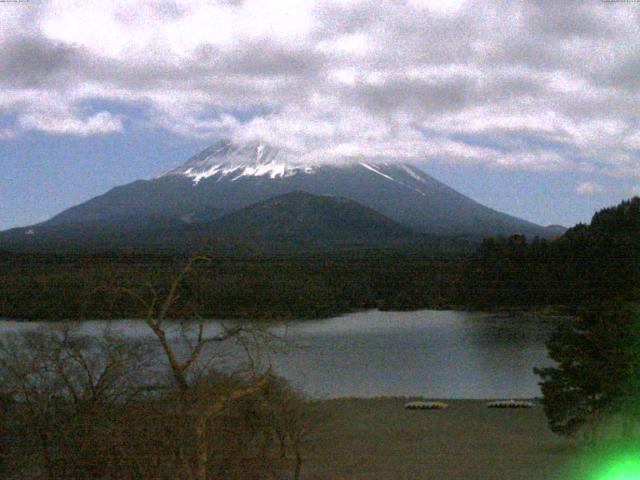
[{"x1": 535, "y1": 302, "x2": 640, "y2": 438}]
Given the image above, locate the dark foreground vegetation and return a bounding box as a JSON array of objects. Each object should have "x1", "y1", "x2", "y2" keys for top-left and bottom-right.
[
  {"x1": 0, "y1": 321, "x2": 317, "y2": 479},
  {"x1": 535, "y1": 302, "x2": 640, "y2": 440}
]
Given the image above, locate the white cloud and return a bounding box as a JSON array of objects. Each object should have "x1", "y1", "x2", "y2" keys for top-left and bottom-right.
[
  {"x1": 0, "y1": 0, "x2": 639, "y2": 174},
  {"x1": 408, "y1": 0, "x2": 469, "y2": 16},
  {"x1": 576, "y1": 181, "x2": 606, "y2": 196},
  {"x1": 597, "y1": 151, "x2": 640, "y2": 178},
  {"x1": 0, "y1": 128, "x2": 17, "y2": 140},
  {"x1": 18, "y1": 109, "x2": 123, "y2": 136},
  {"x1": 623, "y1": 130, "x2": 640, "y2": 150}
]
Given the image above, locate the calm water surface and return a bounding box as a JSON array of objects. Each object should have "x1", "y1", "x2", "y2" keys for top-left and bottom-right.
[{"x1": 0, "y1": 310, "x2": 558, "y2": 399}]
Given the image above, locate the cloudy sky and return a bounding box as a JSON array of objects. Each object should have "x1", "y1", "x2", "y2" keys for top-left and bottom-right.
[{"x1": 1, "y1": 0, "x2": 639, "y2": 231}]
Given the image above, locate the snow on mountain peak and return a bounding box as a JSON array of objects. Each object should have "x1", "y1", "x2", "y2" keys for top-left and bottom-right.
[
  {"x1": 162, "y1": 139, "x2": 431, "y2": 190},
  {"x1": 164, "y1": 140, "x2": 317, "y2": 184}
]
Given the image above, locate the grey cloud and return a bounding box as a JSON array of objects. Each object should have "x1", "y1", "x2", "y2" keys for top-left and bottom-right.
[
  {"x1": 562, "y1": 93, "x2": 639, "y2": 121},
  {"x1": 478, "y1": 77, "x2": 546, "y2": 103},
  {"x1": 524, "y1": 1, "x2": 617, "y2": 40},
  {"x1": 349, "y1": 77, "x2": 474, "y2": 115},
  {"x1": 0, "y1": 35, "x2": 80, "y2": 87},
  {"x1": 489, "y1": 39, "x2": 570, "y2": 71},
  {"x1": 592, "y1": 54, "x2": 640, "y2": 91},
  {"x1": 345, "y1": 74, "x2": 546, "y2": 117},
  {"x1": 0, "y1": 0, "x2": 638, "y2": 176},
  {"x1": 197, "y1": 42, "x2": 325, "y2": 78},
  {"x1": 314, "y1": 2, "x2": 378, "y2": 37},
  {"x1": 111, "y1": 1, "x2": 188, "y2": 28},
  {"x1": 232, "y1": 45, "x2": 324, "y2": 77}
]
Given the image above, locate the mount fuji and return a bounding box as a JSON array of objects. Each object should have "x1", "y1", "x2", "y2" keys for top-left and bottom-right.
[{"x1": 0, "y1": 140, "x2": 561, "y2": 250}]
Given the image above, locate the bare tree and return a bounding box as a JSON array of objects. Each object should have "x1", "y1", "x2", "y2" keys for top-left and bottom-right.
[
  {"x1": 0, "y1": 324, "x2": 152, "y2": 479},
  {"x1": 115, "y1": 255, "x2": 278, "y2": 480},
  {"x1": 257, "y1": 373, "x2": 319, "y2": 480},
  {"x1": 0, "y1": 255, "x2": 311, "y2": 480}
]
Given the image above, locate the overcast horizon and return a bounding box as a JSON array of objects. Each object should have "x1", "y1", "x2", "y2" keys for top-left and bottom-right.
[{"x1": 2, "y1": 0, "x2": 639, "y2": 231}]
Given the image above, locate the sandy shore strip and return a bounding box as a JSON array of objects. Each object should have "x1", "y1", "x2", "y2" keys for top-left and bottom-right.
[{"x1": 304, "y1": 398, "x2": 579, "y2": 480}]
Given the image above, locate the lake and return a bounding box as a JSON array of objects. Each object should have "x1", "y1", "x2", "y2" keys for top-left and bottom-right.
[{"x1": 0, "y1": 309, "x2": 559, "y2": 399}]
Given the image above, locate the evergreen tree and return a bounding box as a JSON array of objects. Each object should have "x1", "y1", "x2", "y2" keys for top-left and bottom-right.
[
  {"x1": 535, "y1": 301, "x2": 640, "y2": 438},
  {"x1": 463, "y1": 196, "x2": 640, "y2": 309}
]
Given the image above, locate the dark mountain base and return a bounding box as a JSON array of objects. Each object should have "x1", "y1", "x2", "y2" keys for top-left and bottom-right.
[{"x1": 0, "y1": 192, "x2": 474, "y2": 253}]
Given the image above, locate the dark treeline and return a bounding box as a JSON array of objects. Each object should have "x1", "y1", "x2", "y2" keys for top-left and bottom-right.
[
  {"x1": 0, "y1": 248, "x2": 466, "y2": 321},
  {"x1": 527, "y1": 199, "x2": 640, "y2": 443},
  {"x1": 455, "y1": 196, "x2": 640, "y2": 443},
  {"x1": 2, "y1": 197, "x2": 638, "y2": 321},
  {"x1": 462, "y1": 197, "x2": 640, "y2": 310}
]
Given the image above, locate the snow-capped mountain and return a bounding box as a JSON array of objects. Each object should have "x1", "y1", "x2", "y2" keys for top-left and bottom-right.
[
  {"x1": 15, "y1": 140, "x2": 556, "y2": 241},
  {"x1": 164, "y1": 140, "x2": 319, "y2": 183},
  {"x1": 162, "y1": 140, "x2": 441, "y2": 200}
]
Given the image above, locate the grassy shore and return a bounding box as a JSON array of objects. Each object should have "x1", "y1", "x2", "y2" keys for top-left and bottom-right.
[{"x1": 304, "y1": 398, "x2": 579, "y2": 480}]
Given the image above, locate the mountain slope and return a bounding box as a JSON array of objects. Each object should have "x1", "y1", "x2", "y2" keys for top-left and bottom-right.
[
  {"x1": 202, "y1": 191, "x2": 421, "y2": 245},
  {"x1": 0, "y1": 192, "x2": 428, "y2": 251},
  {"x1": 0, "y1": 214, "x2": 191, "y2": 251},
  {"x1": 35, "y1": 140, "x2": 550, "y2": 239}
]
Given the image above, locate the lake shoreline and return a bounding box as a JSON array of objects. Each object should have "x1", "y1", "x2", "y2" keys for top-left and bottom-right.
[
  {"x1": 0, "y1": 310, "x2": 557, "y2": 399},
  {"x1": 0, "y1": 303, "x2": 575, "y2": 323},
  {"x1": 306, "y1": 397, "x2": 578, "y2": 480}
]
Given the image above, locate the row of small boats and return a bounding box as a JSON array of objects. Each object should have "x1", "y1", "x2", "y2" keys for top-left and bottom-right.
[{"x1": 404, "y1": 399, "x2": 535, "y2": 410}]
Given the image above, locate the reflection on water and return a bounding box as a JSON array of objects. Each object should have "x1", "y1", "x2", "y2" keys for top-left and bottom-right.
[{"x1": 0, "y1": 310, "x2": 559, "y2": 399}]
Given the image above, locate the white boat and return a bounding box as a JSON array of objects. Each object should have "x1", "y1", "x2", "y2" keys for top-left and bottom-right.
[
  {"x1": 404, "y1": 401, "x2": 448, "y2": 410},
  {"x1": 486, "y1": 399, "x2": 535, "y2": 409}
]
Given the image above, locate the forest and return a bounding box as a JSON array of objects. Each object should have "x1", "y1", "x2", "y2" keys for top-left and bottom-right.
[
  {"x1": 462, "y1": 196, "x2": 640, "y2": 311},
  {"x1": 0, "y1": 248, "x2": 465, "y2": 321},
  {"x1": 1, "y1": 197, "x2": 638, "y2": 321}
]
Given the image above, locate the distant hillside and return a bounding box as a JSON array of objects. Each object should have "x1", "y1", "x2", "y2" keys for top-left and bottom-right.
[
  {"x1": 200, "y1": 191, "x2": 422, "y2": 246},
  {"x1": 462, "y1": 196, "x2": 640, "y2": 308},
  {"x1": 0, "y1": 215, "x2": 187, "y2": 251},
  {"x1": 541, "y1": 225, "x2": 567, "y2": 238},
  {"x1": 0, "y1": 192, "x2": 440, "y2": 252}
]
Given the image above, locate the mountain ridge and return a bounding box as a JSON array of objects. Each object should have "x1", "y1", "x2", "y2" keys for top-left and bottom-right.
[
  {"x1": 202, "y1": 190, "x2": 422, "y2": 245},
  {"x1": 0, "y1": 192, "x2": 436, "y2": 252},
  {"x1": 2, "y1": 140, "x2": 564, "y2": 250}
]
